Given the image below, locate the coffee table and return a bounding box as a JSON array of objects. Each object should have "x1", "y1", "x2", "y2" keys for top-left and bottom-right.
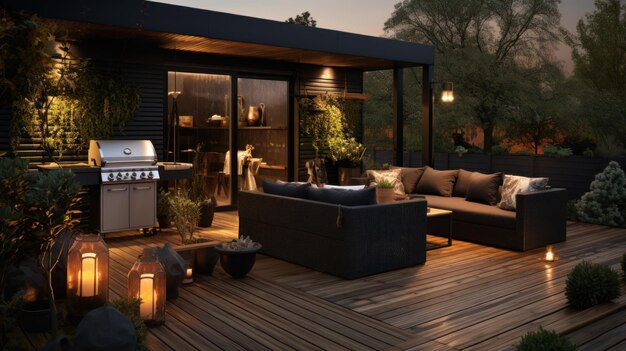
[{"x1": 426, "y1": 207, "x2": 452, "y2": 250}]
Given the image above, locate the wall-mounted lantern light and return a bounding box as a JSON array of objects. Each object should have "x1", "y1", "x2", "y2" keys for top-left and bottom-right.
[
  {"x1": 67, "y1": 234, "x2": 109, "y2": 316},
  {"x1": 441, "y1": 82, "x2": 454, "y2": 103}
]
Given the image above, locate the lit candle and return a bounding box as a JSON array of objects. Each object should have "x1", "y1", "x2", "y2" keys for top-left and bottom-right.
[
  {"x1": 80, "y1": 253, "x2": 97, "y2": 297},
  {"x1": 139, "y1": 273, "x2": 155, "y2": 320},
  {"x1": 545, "y1": 246, "x2": 555, "y2": 262},
  {"x1": 186, "y1": 268, "x2": 193, "y2": 279}
]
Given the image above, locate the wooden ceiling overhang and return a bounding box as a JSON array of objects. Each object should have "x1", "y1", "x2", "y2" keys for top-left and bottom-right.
[{"x1": 2, "y1": 0, "x2": 435, "y2": 71}]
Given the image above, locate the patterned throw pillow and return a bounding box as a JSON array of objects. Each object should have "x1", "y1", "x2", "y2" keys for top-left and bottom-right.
[
  {"x1": 366, "y1": 168, "x2": 405, "y2": 196},
  {"x1": 497, "y1": 175, "x2": 549, "y2": 210}
]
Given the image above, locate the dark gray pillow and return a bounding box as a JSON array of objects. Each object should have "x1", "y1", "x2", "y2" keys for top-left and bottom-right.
[
  {"x1": 307, "y1": 186, "x2": 376, "y2": 206},
  {"x1": 465, "y1": 172, "x2": 503, "y2": 205},
  {"x1": 415, "y1": 167, "x2": 458, "y2": 197},
  {"x1": 262, "y1": 180, "x2": 309, "y2": 199},
  {"x1": 390, "y1": 166, "x2": 425, "y2": 194},
  {"x1": 453, "y1": 169, "x2": 474, "y2": 197}
]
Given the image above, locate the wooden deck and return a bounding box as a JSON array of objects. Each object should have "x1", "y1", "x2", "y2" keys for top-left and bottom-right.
[{"x1": 25, "y1": 213, "x2": 626, "y2": 350}]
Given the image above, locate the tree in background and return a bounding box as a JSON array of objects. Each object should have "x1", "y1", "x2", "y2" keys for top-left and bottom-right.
[
  {"x1": 563, "y1": 0, "x2": 626, "y2": 157},
  {"x1": 384, "y1": 0, "x2": 562, "y2": 152},
  {"x1": 286, "y1": 11, "x2": 317, "y2": 27}
]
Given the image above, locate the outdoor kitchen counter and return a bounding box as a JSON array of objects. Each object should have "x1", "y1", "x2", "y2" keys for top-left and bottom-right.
[{"x1": 36, "y1": 161, "x2": 193, "y2": 186}]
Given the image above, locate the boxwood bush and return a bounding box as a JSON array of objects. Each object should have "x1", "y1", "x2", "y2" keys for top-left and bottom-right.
[
  {"x1": 515, "y1": 327, "x2": 575, "y2": 351},
  {"x1": 565, "y1": 261, "x2": 620, "y2": 309}
]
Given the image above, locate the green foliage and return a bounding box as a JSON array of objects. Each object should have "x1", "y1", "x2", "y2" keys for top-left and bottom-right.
[
  {"x1": 2, "y1": 11, "x2": 140, "y2": 159},
  {"x1": 582, "y1": 148, "x2": 594, "y2": 157},
  {"x1": 491, "y1": 144, "x2": 507, "y2": 155},
  {"x1": 0, "y1": 290, "x2": 30, "y2": 350},
  {"x1": 376, "y1": 179, "x2": 395, "y2": 189},
  {"x1": 189, "y1": 143, "x2": 207, "y2": 202},
  {"x1": 566, "y1": 200, "x2": 579, "y2": 221},
  {"x1": 565, "y1": 261, "x2": 621, "y2": 309},
  {"x1": 575, "y1": 161, "x2": 626, "y2": 227},
  {"x1": 170, "y1": 190, "x2": 201, "y2": 244},
  {"x1": 384, "y1": 0, "x2": 562, "y2": 152},
  {"x1": 328, "y1": 137, "x2": 365, "y2": 166},
  {"x1": 454, "y1": 145, "x2": 468, "y2": 157},
  {"x1": 157, "y1": 188, "x2": 171, "y2": 218},
  {"x1": 72, "y1": 63, "x2": 141, "y2": 145},
  {"x1": 108, "y1": 298, "x2": 148, "y2": 351},
  {"x1": 218, "y1": 235, "x2": 260, "y2": 252},
  {"x1": 515, "y1": 327, "x2": 576, "y2": 351},
  {"x1": 299, "y1": 94, "x2": 363, "y2": 162},
  {"x1": 543, "y1": 145, "x2": 573, "y2": 158},
  {"x1": 285, "y1": 11, "x2": 316, "y2": 27}
]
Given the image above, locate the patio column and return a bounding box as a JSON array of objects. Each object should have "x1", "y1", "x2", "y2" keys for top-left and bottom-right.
[
  {"x1": 421, "y1": 65, "x2": 434, "y2": 167},
  {"x1": 392, "y1": 67, "x2": 404, "y2": 166}
]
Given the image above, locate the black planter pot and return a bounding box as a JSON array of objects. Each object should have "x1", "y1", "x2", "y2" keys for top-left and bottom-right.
[
  {"x1": 216, "y1": 245, "x2": 262, "y2": 278},
  {"x1": 19, "y1": 300, "x2": 52, "y2": 332},
  {"x1": 157, "y1": 215, "x2": 171, "y2": 229},
  {"x1": 195, "y1": 247, "x2": 219, "y2": 275},
  {"x1": 198, "y1": 198, "x2": 216, "y2": 228}
]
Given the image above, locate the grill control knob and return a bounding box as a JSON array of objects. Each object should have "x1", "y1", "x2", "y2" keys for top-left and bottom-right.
[
  {"x1": 147, "y1": 171, "x2": 154, "y2": 179},
  {"x1": 124, "y1": 172, "x2": 130, "y2": 179},
  {"x1": 131, "y1": 172, "x2": 137, "y2": 180},
  {"x1": 107, "y1": 173, "x2": 114, "y2": 181},
  {"x1": 116, "y1": 172, "x2": 123, "y2": 180},
  {"x1": 140, "y1": 172, "x2": 147, "y2": 179}
]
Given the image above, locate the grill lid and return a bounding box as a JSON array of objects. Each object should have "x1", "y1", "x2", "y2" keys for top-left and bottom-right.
[{"x1": 89, "y1": 140, "x2": 158, "y2": 167}]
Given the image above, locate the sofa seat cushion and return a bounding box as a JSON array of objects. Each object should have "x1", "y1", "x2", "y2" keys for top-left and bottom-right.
[{"x1": 422, "y1": 195, "x2": 516, "y2": 229}]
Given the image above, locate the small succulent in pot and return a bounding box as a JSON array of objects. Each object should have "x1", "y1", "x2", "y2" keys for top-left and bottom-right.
[
  {"x1": 376, "y1": 179, "x2": 395, "y2": 189},
  {"x1": 216, "y1": 236, "x2": 262, "y2": 279},
  {"x1": 217, "y1": 236, "x2": 261, "y2": 252}
]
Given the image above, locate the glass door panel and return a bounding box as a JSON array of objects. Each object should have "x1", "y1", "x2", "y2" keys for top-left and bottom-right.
[
  {"x1": 236, "y1": 78, "x2": 289, "y2": 190},
  {"x1": 167, "y1": 71, "x2": 232, "y2": 207}
]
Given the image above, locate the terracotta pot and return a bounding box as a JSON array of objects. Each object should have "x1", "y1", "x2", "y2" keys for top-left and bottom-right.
[{"x1": 376, "y1": 188, "x2": 395, "y2": 204}]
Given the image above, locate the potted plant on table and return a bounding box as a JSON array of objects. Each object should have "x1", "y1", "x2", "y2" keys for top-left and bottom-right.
[
  {"x1": 328, "y1": 137, "x2": 366, "y2": 186},
  {"x1": 376, "y1": 179, "x2": 396, "y2": 204},
  {"x1": 169, "y1": 190, "x2": 219, "y2": 277},
  {"x1": 215, "y1": 236, "x2": 262, "y2": 278}
]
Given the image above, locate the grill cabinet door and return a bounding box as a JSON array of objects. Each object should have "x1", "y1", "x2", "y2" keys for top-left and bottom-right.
[
  {"x1": 130, "y1": 182, "x2": 156, "y2": 228},
  {"x1": 101, "y1": 184, "x2": 130, "y2": 232}
]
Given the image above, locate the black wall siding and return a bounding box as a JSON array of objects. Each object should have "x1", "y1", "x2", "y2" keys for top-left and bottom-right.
[{"x1": 0, "y1": 108, "x2": 10, "y2": 154}]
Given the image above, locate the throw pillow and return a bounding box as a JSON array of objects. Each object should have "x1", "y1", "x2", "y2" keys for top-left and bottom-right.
[
  {"x1": 390, "y1": 166, "x2": 425, "y2": 193},
  {"x1": 465, "y1": 172, "x2": 503, "y2": 205},
  {"x1": 414, "y1": 167, "x2": 458, "y2": 197},
  {"x1": 366, "y1": 168, "x2": 405, "y2": 196},
  {"x1": 497, "y1": 175, "x2": 549, "y2": 210},
  {"x1": 307, "y1": 186, "x2": 376, "y2": 206},
  {"x1": 262, "y1": 180, "x2": 309, "y2": 199},
  {"x1": 453, "y1": 169, "x2": 474, "y2": 197}
]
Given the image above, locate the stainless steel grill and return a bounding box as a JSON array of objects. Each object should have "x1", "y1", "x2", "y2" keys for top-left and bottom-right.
[{"x1": 88, "y1": 140, "x2": 159, "y2": 234}]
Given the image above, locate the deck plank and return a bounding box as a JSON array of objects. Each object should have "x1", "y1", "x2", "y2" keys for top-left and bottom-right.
[{"x1": 98, "y1": 213, "x2": 626, "y2": 351}]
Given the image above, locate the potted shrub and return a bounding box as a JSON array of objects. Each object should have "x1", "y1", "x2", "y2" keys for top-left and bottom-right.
[
  {"x1": 215, "y1": 236, "x2": 262, "y2": 278},
  {"x1": 565, "y1": 261, "x2": 621, "y2": 309},
  {"x1": 169, "y1": 191, "x2": 219, "y2": 276},
  {"x1": 376, "y1": 179, "x2": 395, "y2": 204},
  {"x1": 157, "y1": 188, "x2": 172, "y2": 229}
]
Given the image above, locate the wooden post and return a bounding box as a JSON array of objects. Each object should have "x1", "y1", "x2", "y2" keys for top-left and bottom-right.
[
  {"x1": 393, "y1": 67, "x2": 404, "y2": 166},
  {"x1": 422, "y1": 65, "x2": 434, "y2": 167}
]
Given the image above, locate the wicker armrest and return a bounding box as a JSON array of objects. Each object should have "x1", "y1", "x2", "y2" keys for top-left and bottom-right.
[{"x1": 515, "y1": 188, "x2": 567, "y2": 250}]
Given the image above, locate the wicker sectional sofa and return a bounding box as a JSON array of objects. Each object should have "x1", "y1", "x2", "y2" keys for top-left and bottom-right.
[
  {"x1": 238, "y1": 189, "x2": 427, "y2": 279},
  {"x1": 370, "y1": 167, "x2": 568, "y2": 251}
]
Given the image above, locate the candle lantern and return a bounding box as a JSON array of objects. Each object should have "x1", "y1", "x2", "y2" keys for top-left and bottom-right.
[
  {"x1": 67, "y1": 234, "x2": 109, "y2": 316},
  {"x1": 545, "y1": 245, "x2": 556, "y2": 262},
  {"x1": 183, "y1": 257, "x2": 194, "y2": 285},
  {"x1": 128, "y1": 249, "x2": 166, "y2": 326}
]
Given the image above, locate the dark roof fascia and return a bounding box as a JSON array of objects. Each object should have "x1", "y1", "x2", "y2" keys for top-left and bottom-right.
[{"x1": 1, "y1": 0, "x2": 434, "y2": 67}]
